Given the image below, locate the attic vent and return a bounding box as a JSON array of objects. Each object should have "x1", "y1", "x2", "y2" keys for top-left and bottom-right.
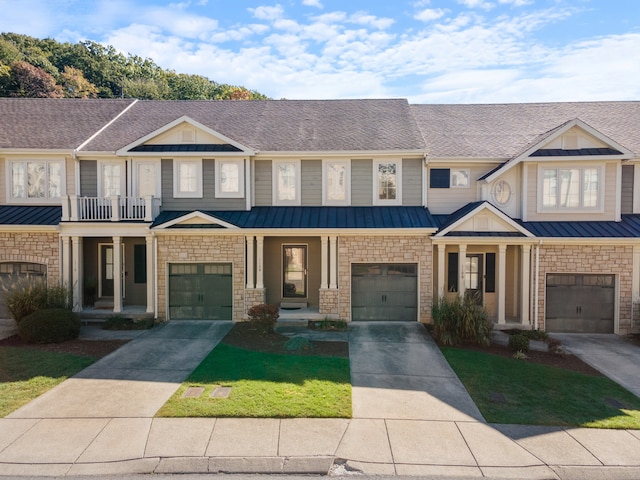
[
  {"x1": 474, "y1": 215, "x2": 490, "y2": 231},
  {"x1": 563, "y1": 134, "x2": 579, "y2": 150},
  {"x1": 182, "y1": 129, "x2": 196, "y2": 143}
]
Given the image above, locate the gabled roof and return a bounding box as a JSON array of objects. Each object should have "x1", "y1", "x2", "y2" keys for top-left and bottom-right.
[
  {"x1": 0, "y1": 98, "x2": 135, "y2": 150},
  {"x1": 0, "y1": 206, "x2": 61, "y2": 226},
  {"x1": 411, "y1": 101, "x2": 640, "y2": 159},
  {"x1": 84, "y1": 99, "x2": 426, "y2": 153},
  {"x1": 433, "y1": 201, "x2": 534, "y2": 238},
  {"x1": 151, "y1": 206, "x2": 437, "y2": 230}
]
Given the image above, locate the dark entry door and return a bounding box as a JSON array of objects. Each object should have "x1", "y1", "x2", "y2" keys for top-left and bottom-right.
[
  {"x1": 100, "y1": 245, "x2": 114, "y2": 297},
  {"x1": 352, "y1": 263, "x2": 417, "y2": 321},
  {"x1": 464, "y1": 254, "x2": 483, "y2": 305},
  {"x1": 283, "y1": 245, "x2": 307, "y2": 298}
]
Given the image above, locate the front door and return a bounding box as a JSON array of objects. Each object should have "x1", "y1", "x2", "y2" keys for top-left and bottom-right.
[
  {"x1": 283, "y1": 245, "x2": 307, "y2": 298},
  {"x1": 100, "y1": 245, "x2": 114, "y2": 297},
  {"x1": 464, "y1": 254, "x2": 483, "y2": 304}
]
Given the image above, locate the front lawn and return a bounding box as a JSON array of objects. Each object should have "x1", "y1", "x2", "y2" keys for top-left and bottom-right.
[
  {"x1": 442, "y1": 347, "x2": 640, "y2": 429},
  {"x1": 157, "y1": 333, "x2": 351, "y2": 418},
  {"x1": 0, "y1": 347, "x2": 96, "y2": 417}
]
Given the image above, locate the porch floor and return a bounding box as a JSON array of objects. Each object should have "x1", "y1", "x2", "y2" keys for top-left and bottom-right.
[
  {"x1": 79, "y1": 305, "x2": 150, "y2": 323},
  {"x1": 277, "y1": 306, "x2": 338, "y2": 322}
]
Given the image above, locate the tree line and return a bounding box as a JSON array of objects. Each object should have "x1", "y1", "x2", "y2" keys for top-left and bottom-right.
[{"x1": 0, "y1": 32, "x2": 268, "y2": 100}]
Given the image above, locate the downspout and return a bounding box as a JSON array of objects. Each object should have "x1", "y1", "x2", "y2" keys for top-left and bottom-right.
[
  {"x1": 534, "y1": 240, "x2": 541, "y2": 330},
  {"x1": 422, "y1": 154, "x2": 428, "y2": 208},
  {"x1": 72, "y1": 149, "x2": 80, "y2": 196},
  {"x1": 154, "y1": 234, "x2": 159, "y2": 320}
]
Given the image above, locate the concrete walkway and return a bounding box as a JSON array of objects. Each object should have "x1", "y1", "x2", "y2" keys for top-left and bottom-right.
[
  {"x1": 2, "y1": 322, "x2": 640, "y2": 478},
  {"x1": 550, "y1": 333, "x2": 640, "y2": 399}
]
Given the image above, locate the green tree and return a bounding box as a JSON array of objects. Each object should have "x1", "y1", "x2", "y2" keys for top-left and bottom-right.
[
  {"x1": 60, "y1": 66, "x2": 98, "y2": 98},
  {"x1": 10, "y1": 61, "x2": 63, "y2": 98}
]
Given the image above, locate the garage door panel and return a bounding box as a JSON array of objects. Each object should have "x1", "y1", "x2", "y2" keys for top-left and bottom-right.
[{"x1": 169, "y1": 263, "x2": 232, "y2": 320}]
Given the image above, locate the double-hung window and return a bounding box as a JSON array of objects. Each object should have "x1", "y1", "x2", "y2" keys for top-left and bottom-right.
[
  {"x1": 323, "y1": 160, "x2": 350, "y2": 205},
  {"x1": 273, "y1": 160, "x2": 300, "y2": 205},
  {"x1": 540, "y1": 166, "x2": 601, "y2": 210},
  {"x1": 8, "y1": 160, "x2": 64, "y2": 202},
  {"x1": 215, "y1": 159, "x2": 244, "y2": 198},
  {"x1": 373, "y1": 160, "x2": 401, "y2": 205},
  {"x1": 99, "y1": 162, "x2": 123, "y2": 197},
  {"x1": 173, "y1": 159, "x2": 203, "y2": 198}
]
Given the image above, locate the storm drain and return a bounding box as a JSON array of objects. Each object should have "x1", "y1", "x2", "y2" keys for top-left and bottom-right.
[{"x1": 211, "y1": 386, "x2": 232, "y2": 398}]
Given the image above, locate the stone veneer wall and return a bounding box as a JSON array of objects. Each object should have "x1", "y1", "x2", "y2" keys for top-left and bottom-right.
[
  {"x1": 0, "y1": 232, "x2": 60, "y2": 285},
  {"x1": 319, "y1": 288, "x2": 339, "y2": 316},
  {"x1": 244, "y1": 288, "x2": 266, "y2": 318},
  {"x1": 337, "y1": 235, "x2": 432, "y2": 322},
  {"x1": 536, "y1": 244, "x2": 633, "y2": 334},
  {"x1": 156, "y1": 235, "x2": 245, "y2": 321}
]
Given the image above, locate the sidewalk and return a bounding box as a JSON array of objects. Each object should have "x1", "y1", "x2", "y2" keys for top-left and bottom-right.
[{"x1": 1, "y1": 322, "x2": 640, "y2": 478}]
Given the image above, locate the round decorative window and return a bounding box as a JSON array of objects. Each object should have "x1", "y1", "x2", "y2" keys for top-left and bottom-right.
[{"x1": 492, "y1": 180, "x2": 512, "y2": 206}]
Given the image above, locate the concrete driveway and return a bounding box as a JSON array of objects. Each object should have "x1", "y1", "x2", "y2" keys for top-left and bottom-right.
[{"x1": 550, "y1": 333, "x2": 640, "y2": 399}]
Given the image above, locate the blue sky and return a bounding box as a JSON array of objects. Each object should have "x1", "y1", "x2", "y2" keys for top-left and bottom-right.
[{"x1": 1, "y1": 0, "x2": 639, "y2": 103}]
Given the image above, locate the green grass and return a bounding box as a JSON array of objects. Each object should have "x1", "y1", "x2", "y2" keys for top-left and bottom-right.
[
  {"x1": 442, "y1": 347, "x2": 640, "y2": 429},
  {"x1": 157, "y1": 343, "x2": 351, "y2": 418},
  {"x1": 0, "y1": 347, "x2": 96, "y2": 417}
]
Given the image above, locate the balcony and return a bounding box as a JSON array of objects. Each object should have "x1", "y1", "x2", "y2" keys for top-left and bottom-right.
[{"x1": 61, "y1": 195, "x2": 160, "y2": 222}]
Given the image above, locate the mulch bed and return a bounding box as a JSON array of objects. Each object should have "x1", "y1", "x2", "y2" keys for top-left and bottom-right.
[{"x1": 0, "y1": 334, "x2": 129, "y2": 359}]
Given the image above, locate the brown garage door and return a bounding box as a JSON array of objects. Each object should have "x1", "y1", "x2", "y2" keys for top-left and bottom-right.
[
  {"x1": 546, "y1": 274, "x2": 614, "y2": 333},
  {"x1": 352, "y1": 263, "x2": 417, "y2": 321}
]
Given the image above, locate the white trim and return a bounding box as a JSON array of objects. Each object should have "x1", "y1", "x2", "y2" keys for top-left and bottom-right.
[
  {"x1": 434, "y1": 202, "x2": 535, "y2": 238},
  {"x1": 450, "y1": 168, "x2": 471, "y2": 188},
  {"x1": 153, "y1": 210, "x2": 240, "y2": 230},
  {"x1": 97, "y1": 160, "x2": 126, "y2": 197},
  {"x1": 372, "y1": 159, "x2": 402, "y2": 206},
  {"x1": 322, "y1": 159, "x2": 351, "y2": 206},
  {"x1": 173, "y1": 158, "x2": 203, "y2": 198},
  {"x1": 76, "y1": 100, "x2": 138, "y2": 153},
  {"x1": 634, "y1": 164, "x2": 640, "y2": 214},
  {"x1": 521, "y1": 164, "x2": 529, "y2": 221},
  {"x1": 5, "y1": 158, "x2": 67, "y2": 204},
  {"x1": 132, "y1": 159, "x2": 161, "y2": 201},
  {"x1": 616, "y1": 162, "x2": 622, "y2": 221},
  {"x1": 272, "y1": 159, "x2": 301, "y2": 206},
  {"x1": 536, "y1": 164, "x2": 604, "y2": 214},
  {"x1": 282, "y1": 243, "x2": 309, "y2": 300},
  {"x1": 215, "y1": 158, "x2": 245, "y2": 198}
]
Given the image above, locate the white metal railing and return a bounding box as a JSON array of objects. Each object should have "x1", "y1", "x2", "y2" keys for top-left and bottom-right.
[{"x1": 62, "y1": 195, "x2": 159, "y2": 222}]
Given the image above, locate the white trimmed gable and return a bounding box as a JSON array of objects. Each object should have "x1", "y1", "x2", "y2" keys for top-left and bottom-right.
[
  {"x1": 435, "y1": 202, "x2": 533, "y2": 238},
  {"x1": 153, "y1": 211, "x2": 238, "y2": 229},
  {"x1": 545, "y1": 126, "x2": 608, "y2": 150}
]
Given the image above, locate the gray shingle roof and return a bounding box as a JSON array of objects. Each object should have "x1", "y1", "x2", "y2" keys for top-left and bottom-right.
[
  {"x1": 411, "y1": 102, "x2": 640, "y2": 158},
  {"x1": 82, "y1": 98, "x2": 426, "y2": 153},
  {"x1": 0, "y1": 98, "x2": 135, "y2": 150}
]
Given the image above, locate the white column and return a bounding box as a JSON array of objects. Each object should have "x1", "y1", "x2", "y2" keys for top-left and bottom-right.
[
  {"x1": 329, "y1": 235, "x2": 338, "y2": 289},
  {"x1": 113, "y1": 236, "x2": 122, "y2": 313},
  {"x1": 62, "y1": 236, "x2": 71, "y2": 290},
  {"x1": 320, "y1": 236, "x2": 329, "y2": 289},
  {"x1": 69, "y1": 195, "x2": 79, "y2": 221},
  {"x1": 110, "y1": 195, "x2": 120, "y2": 222},
  {"x1": 246, "y1": 235, "x2": 255, "y2": 289},
  {"x1": 458, "y1": 244, "x2": 467, "y2": 298},
  {"x1": 256, "y1": 236, "x2": 264, "y2": 289},
  {"x1": 71, "y1": 236, "x2": 83, "y2": 312},
  {"x1": 437, "y1": 243, "x2": 446, "y2": 299},
  {"x1": 498, "y1": 244, "x2": 507, "y2": 324},
  {"x1": 146, "y1": 236, "x2": 154, "y2": 314},
  {"x1": 520, "y1": 245, "x2": 531, "y2": 326}
]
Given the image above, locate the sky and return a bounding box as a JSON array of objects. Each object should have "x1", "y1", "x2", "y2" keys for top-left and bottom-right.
[{"x1": 0, "y1": 0, "x2": 639, "y2": 103}]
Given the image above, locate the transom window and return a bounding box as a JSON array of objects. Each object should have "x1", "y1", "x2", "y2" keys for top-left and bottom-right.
[
  {"x1": 9, "y1": 160, "x2": 64, "y2": 202},
  {"x1": 173, "y1": 159, "x2": 203, "y2": 198},
  {"x1": 215, "y1": 159, "x2": 244, "y2": 198},
  {"x1": 323, "y1": 160, "x2": 350, "y2": 205},
  {"x1": 540, "y1": 166, "x2": 601, "y2": 210},
  {"x1": 374, "y1": 160, "x2": 402, "y2": 205},
  {"x1": 273, "y1": 160, "x2": 300, "y2": 205}
]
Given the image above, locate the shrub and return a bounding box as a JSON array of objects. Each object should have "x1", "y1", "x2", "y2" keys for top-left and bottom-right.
[
  {"x1": 247, "y1": 304, "x2": 279, "y2": 332},
  {"x1": 508, "y1": 333, "x2": 530, "y2": 353},
  {"x1": 18, "y1": 308, "x2": 80, "y2": 344},
  {"x1": 506, "y1": 328, "x2": 548, "y2": 342},
  {"x1": 103, "y1": 314, "x2": 155, "y2": 330},
  {"x1": 1, "y1": 279, "x2": 72, "y2": 324},
  {"x1": 431, "y1": 295, "x2": 492, "y2": 347}
]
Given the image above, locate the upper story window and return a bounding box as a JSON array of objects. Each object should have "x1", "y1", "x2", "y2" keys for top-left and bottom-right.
[
  {"x1": 8, "y1": 159, "x2": 65, "y2": 203},
  {"x1": 430, "y1": 168, "x2": 470, "y2": 188},
  {"x1": 215, "y1": 159, "x2": 244, "y2": 198},
  {"x1": 540, "y1": 166, "x2": 601, "y2": 210},
  {"x1": 273, "y1": 160, "x2": 300, "y2": 205},
  {"x1": 374, "y1": 160, "x2": 402, "y2": 205},
  {"x1": 173, "y1": 159, "x2": 203, "y2": 198},
  {"x1": 99, "y1": 162, "x2": 123, "y2": 197},
  {"x1": 133, "y1": 160, "x2": 160, "y2": 199},
  {"x1": 323, "y1": 160, "x2": 350, "y2": 205}
]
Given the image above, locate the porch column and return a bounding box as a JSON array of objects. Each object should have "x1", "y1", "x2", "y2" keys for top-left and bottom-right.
[
  {"x1": 329, "y1": 235, "x2": 338, "y2": 289},
  {"x1": 497, "y1": 244, "x2": 507, "y2": 324},
  {"x1": 146, "y1": 236, "x2": 154, "y2": 314},
  {"x1": 437, "y1": 243, "x2": 446, "y2": 299},
  {"x1": 458, "y1": 244, "x2": 467, "y2": 298},
  {"x1": 320, "y1": 236, "x2": 329, "y2": 289},
  {"x1": 71, "y1": 236, "x2": 83, "y2": 312},
  {"x1": 520, "y1": 244, "x2": 531, "y2": 326},
  {"x1": 256, "y1": 235, "x2": 264, "y2": 289},
  {"x1": 113, "y1": 236, "x2": 122, "y2": 313},
  {"x1": 246, "y1": 235, "x2": 255, "y2": 289},
  {"x1": 62, "y1": 236, "x2": 71, "y2": 290}
]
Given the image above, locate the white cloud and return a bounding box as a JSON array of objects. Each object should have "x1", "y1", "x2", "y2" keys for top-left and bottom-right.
[
  {"x1": 457, "y1": 0, "x2": 495, "y2": 10},
  {"x1": 349, "y1": 12, "x2": 395, "y2": 30},
  {"x1": 414, "y1": 8, "x2": 447, "y2": 22},
  {"x1": 248, "y1": 5, "x2": 284, "y2": 21},
  {"x1": 302, "y1": 0, "x2": 323, "y2": 8},
  {"x1": 499, "y1": 0, "x2": 533, "y2": 6}
]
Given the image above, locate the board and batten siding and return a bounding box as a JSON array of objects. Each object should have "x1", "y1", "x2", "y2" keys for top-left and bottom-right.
[
  {"x1": 254, "y1": 160, "x2": 272, "y2": 206},
  {"x1": 525, "y1": 162, "x2": 618, "y2": 221},
  {"x1": 402, "y1": 158, "x2": 423, "y2": 206},
  {"x1": 351, "y1": 159, "x2": 372, "y2": 206},
  {"x1": 161, "y1": 158, "x2": 246, "y2": 211},
  {"x1": 79, "y1": 160, "x2": 98, "y2": 197},
  {"x1": 621, "y1": 164, "x2": 634, "y2": 214},
  {"x1": 426, "y1": 164, "x2": 493, "y2": 215},
  {"x1": 301, "y1": 160, "x2": 322, "y2": 206}
]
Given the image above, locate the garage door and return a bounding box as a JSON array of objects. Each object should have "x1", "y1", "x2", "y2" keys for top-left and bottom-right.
[
  {"x1": 0, "y1": 262, "x2": 47, "y2": 318},
  {"x1": 168, "y1": 263, "x2": 232, "y2": 320},
  {"x1": 352, "y1": 263, "x2": 417, "y2": 321},
  {"x1": 546, "y1": 274, "x2": 614, "y2": 333}
]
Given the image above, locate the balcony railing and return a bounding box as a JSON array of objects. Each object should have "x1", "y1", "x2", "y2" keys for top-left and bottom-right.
[{"x1": 61, "y1": 195, "x2": 160, "y2": 222}]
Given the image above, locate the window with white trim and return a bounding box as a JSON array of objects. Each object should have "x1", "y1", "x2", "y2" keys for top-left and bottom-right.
[
  {"x1": 134, "y1": 161, "x2": 160, "y2": 199},
  {"x1": 215, "y1": 159, "x2": 244, "y2": 198},
  {"x1": 373, "y1": 160, "x2": 402, "y2": 205},
  {"x1": 8, "y1": 160, "x2": 65, "y2": 202},
  {"x1": 450, "y1": 169, "x2": 470, "y2": 188},
  {"x1": 98, "y1": 162, "x2": 123, "y2": 197},
  {"x1": 173, "y1": 159, "x2": 202, "y2": 198},
  {"x1": 273, "y1": 160, "x2": 300, "y2": 205},
  {"x1": 323, "y1": 160, "x2": 350, "y2": 205},
  {"x1": 540, "y1": 166, "x2": 601, "y2": 210}
]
